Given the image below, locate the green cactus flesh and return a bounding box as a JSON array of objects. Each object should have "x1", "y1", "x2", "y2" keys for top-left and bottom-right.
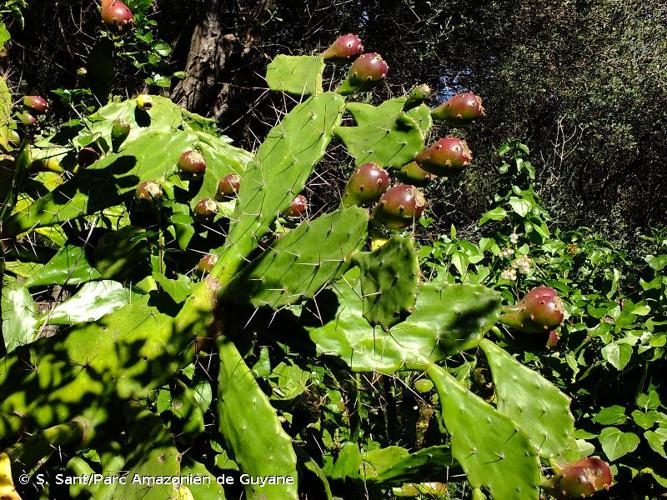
[
  {"x1": 426, "y1": 363, "x2": 541, "y2": 499},
  {"x1": 23, "y1": 244, "x2": 102, "y2": 288},
  {"x1": 217, "y1": 338, "x2": 298, "y2": 500},
  {"x1": 307, "y1": 268, "x2": 501, "y2": 373},
  {"x1": 334, "y1": 97, "x2": 429, "y2": 168},
  {"x1": 228, "y1": 206, "x2": 368, "y2": 308},
  {"x1": 211, "y1": 92, "x2": 345, "y2": 285},
  {"x1": 266, "y1": 54, "x2": 326, "y2": 96},
  {"x1": 353, "y1": 235, "x2": 419, "y2": 330},
  {"x1": 479, "y1": 339, "x2": 578, "y2": 460},
  {"x1": 0, "y1": 77, "x2": 12, "y2": 151}
]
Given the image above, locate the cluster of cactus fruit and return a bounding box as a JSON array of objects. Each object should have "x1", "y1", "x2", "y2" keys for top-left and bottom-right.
[{"x1": 0, "y1": 33, "x2": 616, "y2": 500}]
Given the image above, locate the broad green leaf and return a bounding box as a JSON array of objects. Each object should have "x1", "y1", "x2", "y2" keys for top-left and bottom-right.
[
  {"x1": 598, "y1": 427, "x2": 640, "y2": 461},
  {"x1": 479, "y1": 207, "x2": 507, "y2": 225},
  {"x1": 42, "y1": 280, "x2": 136, "y2": 325},
  {"x1": 645, "y1": 428, "x2": 667, "y2": 459},
  {"x1": 1, "y1": 281, "x2": 38, "y2": 353},
  {"x1": 593, "y1": 405, "x2": 628, "y2": 426},
  {"x1": 601, "y1": 342, "x2": 633, "y2": 370}
]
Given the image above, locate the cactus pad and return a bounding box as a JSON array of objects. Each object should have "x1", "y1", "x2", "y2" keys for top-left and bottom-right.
[
  {"x1": 307, "y1": 269, "x2": 501, "y2": 372},
  {"x1": 229, "y1": 206, "x2": 368, "y2": 308},
  {"x1": 266, "y1": 55, "x2": 325, "y2": 96},
  {"x1": 426, "y1": 364, "x2": 541, "y2": 499},
  {"x1": 335, "y1": 98, "x2": 427, "y2": 168},
  {"x1": 479, "y1": 339, "x2": 577, "y2": 459},
  {"x1": 353, "y1": 235, "x2": 419, "y2": 330},
  {"x1": 217, "y1": 338, "x2": 298, "y2": 499}
]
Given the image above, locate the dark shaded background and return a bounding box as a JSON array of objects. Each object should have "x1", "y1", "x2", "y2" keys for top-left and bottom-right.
[{"x1": 6, "y1": 0, "x2": 666, "y2": 247}]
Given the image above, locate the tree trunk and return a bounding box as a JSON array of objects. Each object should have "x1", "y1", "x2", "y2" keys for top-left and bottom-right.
[{"x1": 171, "y1": 0, "x2": 274, "y2": 119}]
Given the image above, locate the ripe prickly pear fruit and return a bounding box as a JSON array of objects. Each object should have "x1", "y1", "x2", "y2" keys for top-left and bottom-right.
[
  {"x1": 135, "y1": 180, "x2": 163, "y2": 201},
  {"x1": 500, "y1": 286, "x2": 565, "y2": 334},
  {"x1": 398, "y1": 161, "x2": 436, "y2": 186},
  {"x1": 372, "y1": 184, "x2": 425, "y2": 229},
  {"x1": 136, "y1": 94, "x2": 153, "y2": 111},
  {"x1": 348, "y1": 52, "x2": 389, "y2": 84},
  {"x1": 217, "y1": 174, "x2": 241, "y2": 198},
  {"x1": 554, "y1": 457, "x2": 612, "y2": 498},
  {"x1": 17, "y1": 112, "x2": 37, "y2": 126},
  {"x1": 194, "y1": 198, "x2": 218, "y2": 218},
  {"x1": 111, "y1": 119, "x2": 131, "y2": 144},
  {"x1": 284, "y1": 194, "x2": 308, "y2": 218},
  {"x1": 197, "y1": 254, "x2": 219, "y2": 273},
  {"x1": 431, "y1": 92, "x2": 485, "y2": 127},
  {"x1": 178, "y1": 150, "x2": 206, "y2": 175},
  {"x1": 342, "y1": 163, "x2": 389, "y2": 207},
  {"x1": 23, "y1": 96, "x2": 49, "y2": 114},
  {"x1": 77, "y1": 146, "x2": 100, "y2": 168},
  {"x1": 101, "y1": 0, "x2": 134, "y2": 32},
  {"x1": 323, "y1": 34, "x2": 364, "y2": 61},
  {"x1": 415, "y1": 137, "x2": 472, "y2": 176}
]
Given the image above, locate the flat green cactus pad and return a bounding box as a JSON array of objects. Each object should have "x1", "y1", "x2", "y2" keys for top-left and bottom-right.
[
  {"x1": 229, "y1": 206, "x2": 368, "y2": 308},
  {"x1": 427, "y1": 364, "x2": 542, "y2": 499},
  {"x1": 0, "y1": 77, "x2": 12, "y2": 150},
  {"x1": 335, "y1": 97, "x2": 429, "y2": 168},
  {"x1": 307, "y1": 269, "x2": 501, "y2": 372},
  {"x1": 217, "y1": 338, "x2": 298, "y2": 499},
  {"x1": 480, "y1": 339, "x2": 578, "y2": 459},
  {"x1": 354, "y1": 235, "x2": 420, "y2": 330},
  {"x1": 214, "y1": 92, "x2": 345, "y2": 283},
  {"x1": 266, "y1": 54, "x2": 325, "y2": 96}
]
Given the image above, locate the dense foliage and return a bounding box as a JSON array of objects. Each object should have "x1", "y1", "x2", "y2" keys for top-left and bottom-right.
[{"x1": 0, "y1": 2, "x2": 665, "y2": 500}]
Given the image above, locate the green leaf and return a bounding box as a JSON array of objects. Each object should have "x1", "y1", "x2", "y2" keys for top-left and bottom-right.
[
  {"x1": 1, "y1": 281, "x2": 38, "y2": 353},
  {"x1": 508, "y1": 197, "x2": 532, "y2": 217},
  {"x1": 601, "y1": 342, "x2": 633, "y2": 370},
  {"x1": 427, "y1": 364, "x2": 541, "y2": 499},
  {"x1": 0, "y1": 22, "x2": 10, "y2": 51},
  {"x1": 593, "y1": 406, "x2": 628, "y2": 426},
  {"x1": 270, "y1": 363, "x2": 311, "y2": 401},
  {"x1": 42, "y1": 280, "x2": 136, "y2": 325},
  {"x1": 266, "y1": 55, "x2": 325, "y2": 95},
  {"x1": 644, "y1": 428, "x2": 667, "y2": 459},
  {"x1": 479, "y1": 207, "x2": 507, "y2": 226},
  {"x1": 636, "y1": 390, "x2": 662, "y2": 411},
  {"x1": 598, "y1": 427, "x2": 640, "y2": 461}
]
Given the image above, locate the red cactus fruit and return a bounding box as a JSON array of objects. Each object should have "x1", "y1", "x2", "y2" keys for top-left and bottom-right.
[
  {"x1": 432, "y1": 92, "x2": 485, "y2": 126},
  {"x1": 415, "y1": 137, "x2": 473, "y2": 176},
  {"x1": 556, "y1": 457, "x2": 613, "y2": 498},
  {"x1": 194, "y1": 198, "x2": 218, "y2": 218},
  {"x1": 101, "y1": 0, "x2": 134, "y2": 32},
  {"x1": 284, "y1": 194, "x2": 308, "y2": 218},
  {"x1": 23, "y1": 96, "x2": 48, "y2": 114},
  {"x1": 197, "y1": 254, "x2": 219, "y2": 273},
  {"x1": 217, "y1": 174, "x2": 241, "y2": 198},
  {"x1": 135, "y1": 180, "x2": 163, "y2": 202},
  {"x1": 348, "y1": 52, "x2": 389, "y2": 84},
  {"x1": 17, "y1": 112, "x2": 37, "y2": 126},
  {"x1": 500, "y1": 286, "x2": 565, "y2": 334},
  {"x1": 372, "y1": 184, "x2": 426, "y2": 229},
  {"x1": 399, "y1": 161, "x2": 436, "y2": 186},
  {"x1": 323, "y1": 34, "x2": 364, "y2": 61},
  {"x1": 178, "y1": 150, "x2": 207, "y2": 175},
  {"x1": 342, "y1": 163, "x2": 390, "y2": 207},
  {"x1": 77, "y1": 147, "x2": 100, "y2": 168}
]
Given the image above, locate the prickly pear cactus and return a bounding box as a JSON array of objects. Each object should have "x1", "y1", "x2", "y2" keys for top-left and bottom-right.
[
  {"x1": 266, "y1": 55, "x2": 325, "y2": 96},
  {"x1": 426, "y1": 364, "x2": 542, "y2": 499},
  {"x1": 353, "y1": 235, "x2": 419, "y2": 330},
  {"x1": 217, "y1": 338, "x2": 298, "y2": 500},
  {"x1": 335, "y1": 97, "x2": 429, "y2": 168},
  {"x1": 480, "y1": 339, "x2": 578, "y2": 459}
]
